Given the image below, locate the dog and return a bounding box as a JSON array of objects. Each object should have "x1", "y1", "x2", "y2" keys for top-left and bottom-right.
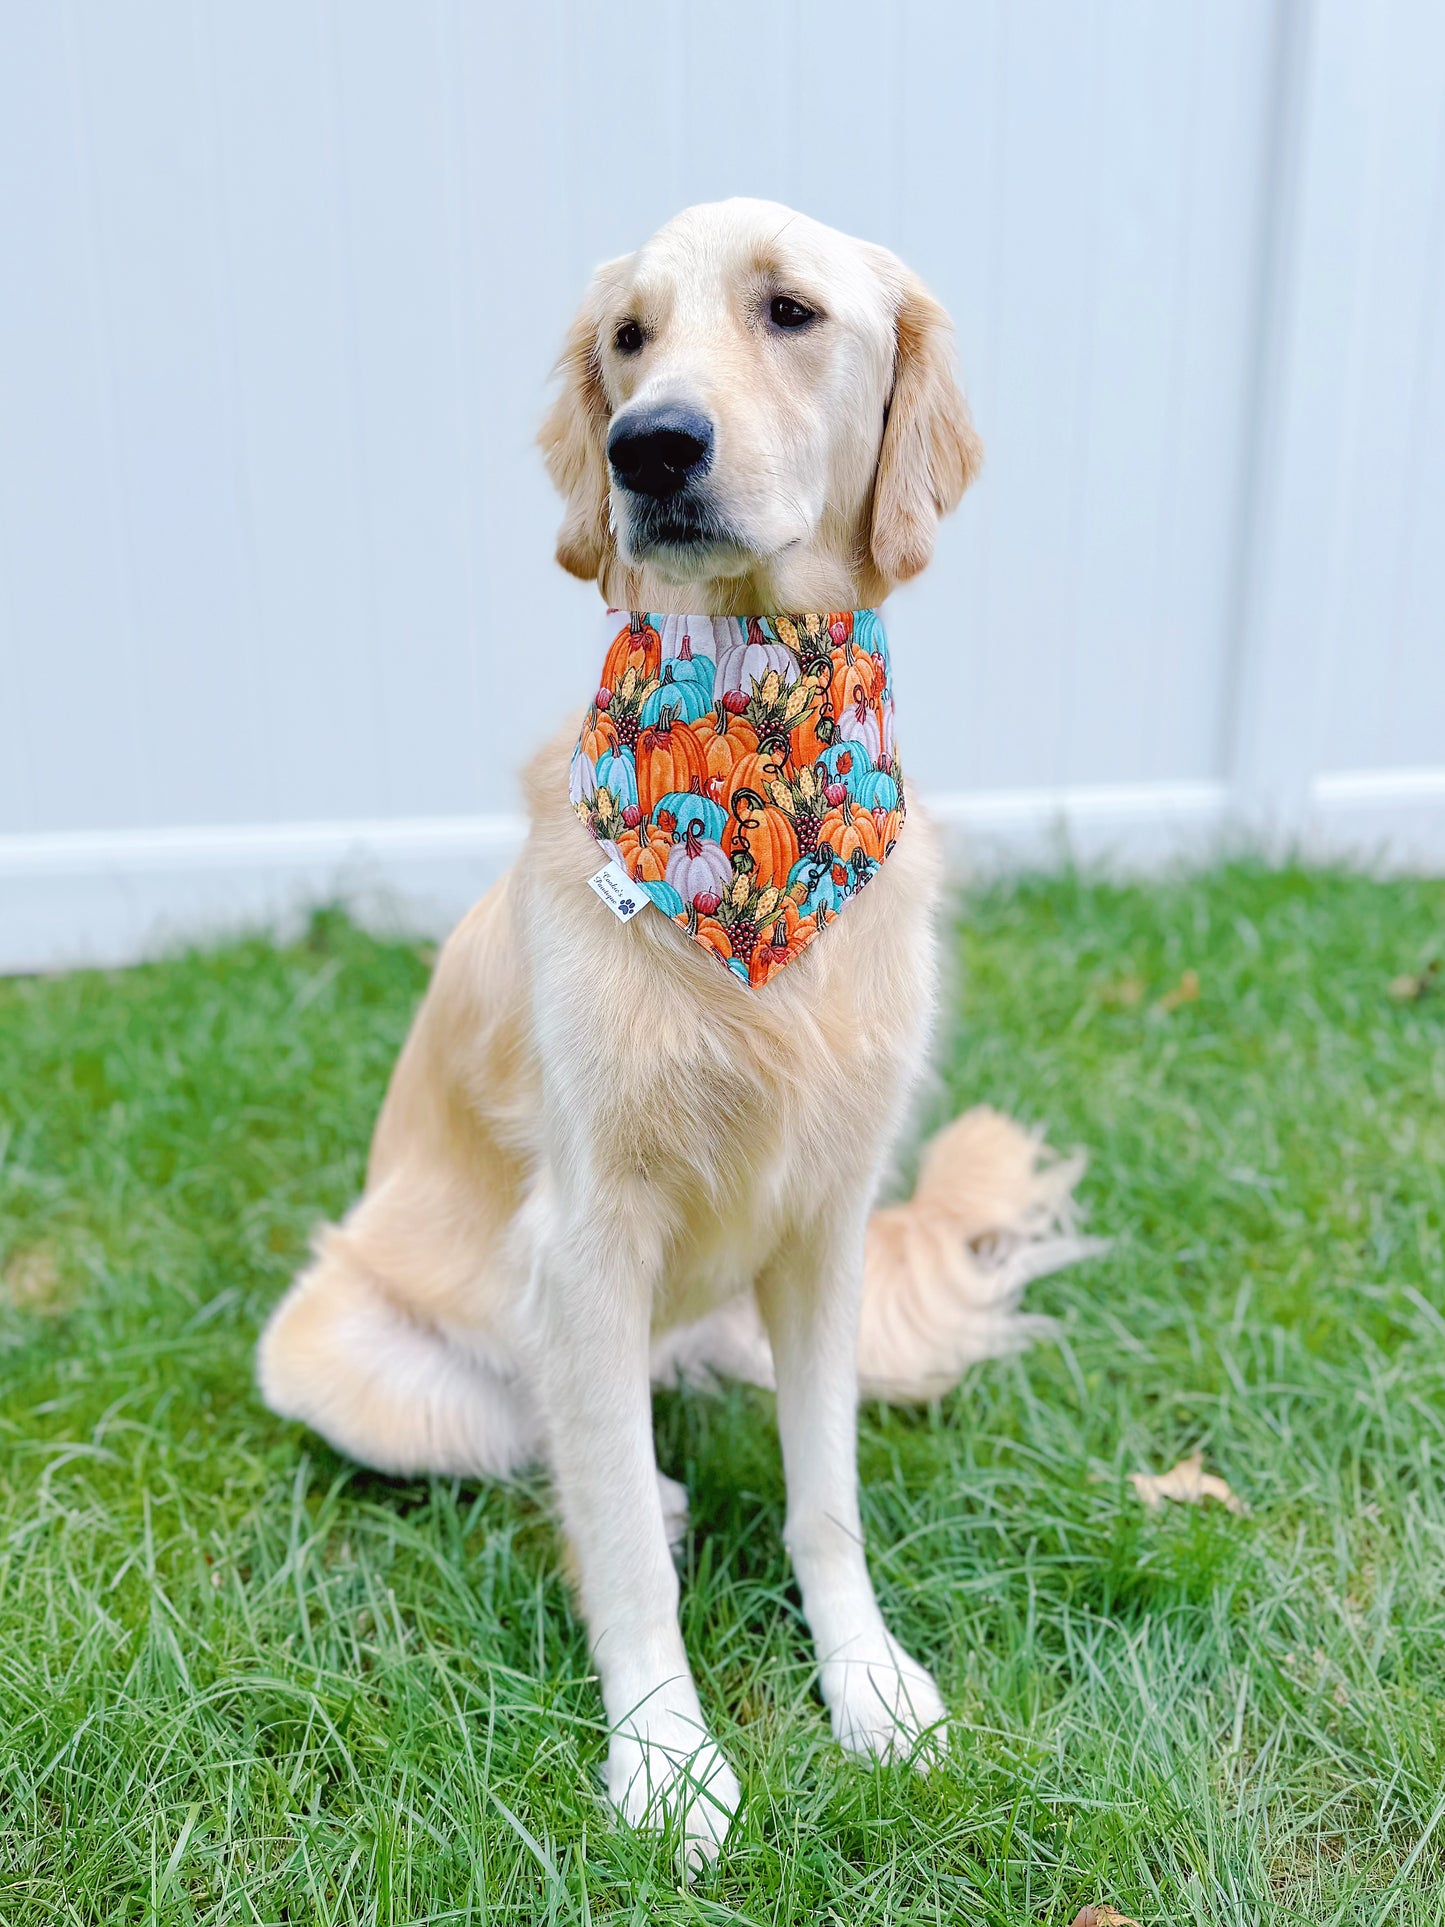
[{"x1": 257, "y1": 199, "x2": 1091, "y2": 1865}]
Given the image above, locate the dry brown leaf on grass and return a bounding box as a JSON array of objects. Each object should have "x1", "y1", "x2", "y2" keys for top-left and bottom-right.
[
  {"x1": 1129, "y1": 1451, "x2": 1246, "y2": 1515},
  {"x1": 1098, "y1": 973, "x2": 1147, "y2": 1009},
  {"x1": 1069, "y1": 1907, "x2": 1141, "y2": 1927},
  {"x1": 1388, "y1": 960, "x2": 1438, "y2": 1001},
  {"x1": 1156, "y1": 968, "x2": 1200, "y2": 1012},
  {"x1": 2, "y1": 1246, "x2": 67, "y2": 1314}
]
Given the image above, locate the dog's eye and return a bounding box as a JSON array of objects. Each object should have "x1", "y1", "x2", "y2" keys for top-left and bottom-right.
[
  {"x1": 614, "y1": 320, "x2": 644, "y2": 354},
  {"x1": 769, "y1": 296, "x2": 816, "y2": 331}
]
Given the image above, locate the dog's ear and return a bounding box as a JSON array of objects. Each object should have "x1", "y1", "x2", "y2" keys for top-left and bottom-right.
[
  {"x1": 869, "y1": 272, "x2": 983, "y2": 584},
  {"x1": 538, "y1": 275, "x2": 618, "y2": 582}
]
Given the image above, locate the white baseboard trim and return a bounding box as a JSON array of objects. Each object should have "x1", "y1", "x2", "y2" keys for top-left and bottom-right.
[
  {"x1": 929, "y1": 780, "x2": 1231, "y2": 874},
  {"x1": 0, "y1": 814, "x2": 527, "y2": 975},
  {"x1": 934, "y1": 769, "x2": 1445, "y2": 875},
  {"x1": 0, "y1": 813, "x2": 529, "y2": 874},
  {"x1": 1, "y1": 770, "x2": 1441, "y2": 973},
  {"x1": 1311, "y1": 765, "x2": 1445, "y2": 805},
  {"x1": 1307, "y1": 766, "x2": 1445, "y2": 868}
]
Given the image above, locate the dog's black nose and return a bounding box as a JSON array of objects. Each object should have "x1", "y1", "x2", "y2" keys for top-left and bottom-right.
[{"x1": 607, "y1": 407, "x2": 713, "y2": 498}]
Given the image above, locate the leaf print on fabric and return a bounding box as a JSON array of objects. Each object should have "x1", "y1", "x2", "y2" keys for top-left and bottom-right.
[{"x1": 573, "y1": 610, "x2": 905, "y2": 986}]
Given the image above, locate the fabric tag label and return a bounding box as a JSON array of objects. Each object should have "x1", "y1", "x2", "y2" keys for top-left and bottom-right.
[{"x1": 587, "y1": 858, "x2": 649, "y2": 922}]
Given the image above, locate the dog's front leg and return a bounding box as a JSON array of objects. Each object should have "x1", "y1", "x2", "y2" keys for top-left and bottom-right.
[
  {"x1": 757, "y1": 1208, "x2": 948, "y2": 1766},
  {"x1": 530, "y1": 1191, "x2": 739, "y2": 1865}
]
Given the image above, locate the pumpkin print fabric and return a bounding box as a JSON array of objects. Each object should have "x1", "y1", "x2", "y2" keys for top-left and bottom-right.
[{"x1": 570, "y1": 610, "x2": 906, "y2": 988}]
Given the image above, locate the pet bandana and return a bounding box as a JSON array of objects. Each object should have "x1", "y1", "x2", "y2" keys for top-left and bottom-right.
[{"x1": 569, "y1": 609, "x2": 905, "y2": 988}]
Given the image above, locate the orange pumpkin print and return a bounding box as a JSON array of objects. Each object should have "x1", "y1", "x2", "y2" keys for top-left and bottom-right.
[
  {"x1": 634, "y1": 715, "x2": 709, "y2": 815},
  {"x1": 704, "y1": 707, "x2": 759, "y2": 786},
  {"x1": 571, "y1": 609, "x2": 904, "y2": 988},
  {"x1": 748, "y1": 900, "x2": 819, "y2": 986},
  {"x1": 616, "y1": 818, "x2": 672, "y2": 882},
  {"x1": 828, "y1": 641, "x2": 885, "y2": 726},
  {"x1": 721, "y1": 738, "x2": 792, "y2": 814},
  {"x1": 819, "y1": 795, "x2": 885, "y2": 865},
  {"x1": 691, "y1": 915, "x2": 734, "y2": 963},
  {"x1": 600, "y1": 613, "x2": 662, "y2": 693},
  {"x1": 787, "y1": 672, "x2": 835, "y2": 764},
  {"x1": 580, "y1": 710, "x2": 619, "y2": 764},
  {"x1": 729, "y1": 787, "x2": 801, "y2": 878}
]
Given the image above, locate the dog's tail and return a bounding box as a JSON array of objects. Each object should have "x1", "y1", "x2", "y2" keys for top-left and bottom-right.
[
  {"x1": 854, "y1": 1105, "x2": 1103, "y2": 1399},
  {"x1": 650, "y1": 1107, "x2": 1104, "y2": 1402}
]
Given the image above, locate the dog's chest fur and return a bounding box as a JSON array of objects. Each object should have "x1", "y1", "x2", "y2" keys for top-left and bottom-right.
[{"x1": 520, "y1": 736, "x2": 943, "y2": 1332}]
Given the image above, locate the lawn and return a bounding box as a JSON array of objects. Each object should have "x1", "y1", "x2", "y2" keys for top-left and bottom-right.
[{"x1": 1, "y1": 865, "x2": 1443, "y2": 1926}]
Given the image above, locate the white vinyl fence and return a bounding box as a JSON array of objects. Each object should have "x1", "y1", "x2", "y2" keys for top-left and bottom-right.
[{"x1": 2, "y1": 0, "x2": 1443, "y2": 971}]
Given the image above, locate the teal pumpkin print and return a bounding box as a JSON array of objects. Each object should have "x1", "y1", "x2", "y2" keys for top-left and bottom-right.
[
  {"x1": 656, "y1": 628, "x2": 716, "y2": 704},
  {"x1": 815, "y1": 741, "x2": 874, "y2": 796},
  {"x1": 639, "y1": 667, "x2": 714, "y2": 729},
  {"x1": 851, "y1": 770, "x2": 899, "y2": 812},
  {"x1": 651, "y1": 792, "x2": 727, "y2": 843},
  {"x1": 639, "y1": 878, "x2": 686, "y2": 919},
  {"x1": 786, "y1": 852, "x2": 847, "y2": 919},
  {"x1": 852, "y1": 608, "x2": 887, "y2": 657},
  {"x1": 595, "y1": 749, "x2": 638, "y2": 810}
]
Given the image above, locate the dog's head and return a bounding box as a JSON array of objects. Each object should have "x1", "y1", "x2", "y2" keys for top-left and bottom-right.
[{"x1": 540, "y1": 200, "x2": 981, "y2": 607}]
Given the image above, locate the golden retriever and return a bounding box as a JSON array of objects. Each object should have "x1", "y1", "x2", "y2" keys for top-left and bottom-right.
[{"x1": 257, "y1": 199, "x2": 1090, "y2": 1866}]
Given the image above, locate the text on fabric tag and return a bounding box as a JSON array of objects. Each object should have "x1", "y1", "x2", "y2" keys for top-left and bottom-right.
[{"x1": 588, "y1": 859, "x2": 649, "y2": 922}]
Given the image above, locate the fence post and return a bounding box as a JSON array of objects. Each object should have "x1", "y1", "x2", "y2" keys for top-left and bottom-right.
[{"x1": 1227, "y1": 0, "x2": 1445, "y2": 861}]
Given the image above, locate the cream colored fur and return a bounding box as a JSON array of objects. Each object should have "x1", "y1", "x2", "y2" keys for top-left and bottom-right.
[{"x1": 256, "y1": 201, "x2": 1092, "y2": 1867}]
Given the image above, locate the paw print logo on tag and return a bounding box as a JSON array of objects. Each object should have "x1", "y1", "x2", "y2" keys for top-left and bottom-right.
[{"x1": 588, "y1": 860, "x2": 649, "y2": 923}]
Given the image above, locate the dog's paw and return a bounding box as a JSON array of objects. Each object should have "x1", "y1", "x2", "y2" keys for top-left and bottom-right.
[
  {"x1": 820, "y1": 1630, "x2": 948, "y2": 1768},
  {"x1": 605, "y1": 1711, "x2": 739, "y2": 1872}
]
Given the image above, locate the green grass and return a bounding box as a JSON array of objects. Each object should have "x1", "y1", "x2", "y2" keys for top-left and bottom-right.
[{"x1": 2, "y1": 867, "x2": 1443, "y2": 1926}]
